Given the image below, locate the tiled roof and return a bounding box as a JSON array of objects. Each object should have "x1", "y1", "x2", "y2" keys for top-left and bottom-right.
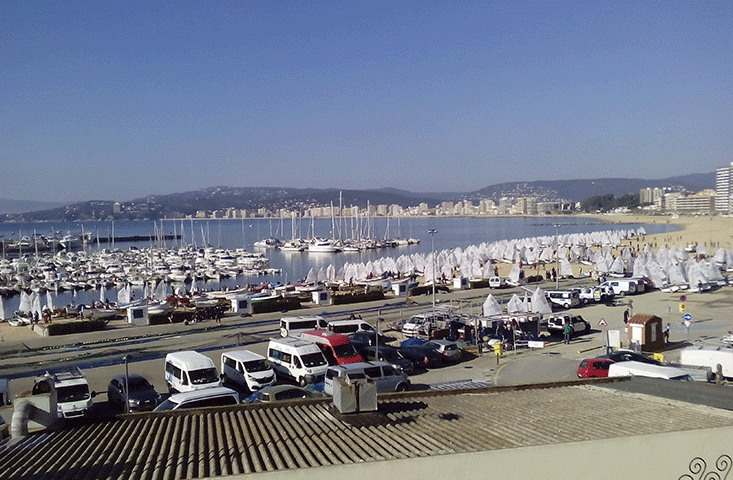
[{"x1": 2, "y1": 380, "x2": 732, "y2": 480}]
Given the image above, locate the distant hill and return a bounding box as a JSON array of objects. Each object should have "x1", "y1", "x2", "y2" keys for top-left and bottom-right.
[
  {"x1": 0, "y1": 199, "x2": 67, "y2": 215},
  {"x1": 469, "y1": 173, "x2": 715, "y2": 203},
  {"x1": 0, "y1": 172, "x2": 716, "y2": 222}
]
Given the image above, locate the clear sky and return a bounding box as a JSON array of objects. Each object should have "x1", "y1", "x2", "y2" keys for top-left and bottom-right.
[{"x1": 2, "y1": 1, "x2": 732, "y2": 203}]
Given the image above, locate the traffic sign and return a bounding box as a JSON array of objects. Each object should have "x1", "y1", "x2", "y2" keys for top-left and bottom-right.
[
  {"x1": 680, "y1": 295, "x2": 687, "y2": 302},
  {"x1": 679, "y1": 303, "x2": 686, "y2": 313},
  {"x1": 598, "y1": 318, "x2": 608, "y2": 327},
  {"x1": 683, "y1": 313, "x2": 692, "y2": 321}
]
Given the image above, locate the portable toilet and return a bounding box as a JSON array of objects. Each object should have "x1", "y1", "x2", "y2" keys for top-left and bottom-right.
[
  {"x1": 312, "y1": 289, "x2": 332, "y2": 306},
  {"x1": 127, "y1": 304, "x2": 149, "y2": 326},
  {"x1": 627, "y1": 314, "x2": 664, "y2": 352},
  {"x1": 453, "y1": 276, "x2": 469, "y2": 290},
  {"x1": 231, "y1": 295, "x2": 252, "y2": 315}
]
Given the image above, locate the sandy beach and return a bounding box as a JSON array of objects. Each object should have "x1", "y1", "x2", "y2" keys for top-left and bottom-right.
[{"x1": 1, "y1": 213, "x2": 732, "y2": 347}]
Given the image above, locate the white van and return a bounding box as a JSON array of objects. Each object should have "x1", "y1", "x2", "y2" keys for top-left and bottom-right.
[
  {"x1": 600, "y1": 279, "x2": 637, "y2": 296},
  {"x1": 279, "y1": 315, "x2": 327, "y2": 337},
  {"x1": 221, "y1": 350, "x2": 276, "y2": 391},
  {"x1": 545, "y1": 290, "x2": 581, "y2": 309},
  {"x1": 680, "y1": 345, "x2": 733, "y2": 379},
  {"x1": 165, "y1": 351, "x2": 222, "y2": 393},
  {"x1": 327, "y1": 319, "x2": 379, "y2": 335},
  {"x1": 154, "y1": 386, "x2": 239, "y2": 411},
  {"x1": 267, "y1": 337, "x2": 329, "y2": 386},
  {"x1": 323, "y1": 361, "x2": 410, "y2": 396},
  {"x1": 608, "y1": 361, "x2": 693, "y2": 381},
  {"x1": 33, "y1": 368, "x2": 94, "y2": 418}
]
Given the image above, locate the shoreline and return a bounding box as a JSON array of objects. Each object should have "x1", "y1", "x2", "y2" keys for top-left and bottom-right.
[{"x1": 2, "y1": 213, "x2": 731, "y2": 345}]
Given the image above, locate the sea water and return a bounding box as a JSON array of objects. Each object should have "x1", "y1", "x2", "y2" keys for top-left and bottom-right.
[{"x1": 0, "y1": 216, "x2": 677, "y2": 314}]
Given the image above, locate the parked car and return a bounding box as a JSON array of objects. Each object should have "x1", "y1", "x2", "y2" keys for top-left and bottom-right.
[
  {"x1": 424, "y1": 340, "x2": 462, "y2": 363},
  {"x1": 107, "y1": 374, "x2": 161, "y2": 412},
  {"x1": 488, "y1": 276, "x2": 507, "y2": 288},
  {"x1": 600, "y1": 349, "x2": 662, "y2": 366},
  {"x1": 577, "y1": 358, "x2": 614, "y2": 378},
  {"x1": 571, "y1": 286, "x2": 615, "y2": 305},
  {"x1": 545, "y1": 290, "x2": 581, "y2": 309},
  {"x1": 363, "y1": 345, "x2": 414, "y2": 374},
  {"x1": 153, "y1": 386, "x2": 240, "y2": 411},
  {"x1": 323, "y1": 361, "x2": 410, "y2": 395},
  {"x1": 546, "y1": 315, "x2": 590, "y2": 337},
  {"x1": 347, "y1": 331, "x2": 396, "y2": 355},
  {"x1": 244, "y1": 385, "x2": 326, "y2": 404},
  {"x1": 398, "y1": 341, "x2": 445, "y2": 369}
]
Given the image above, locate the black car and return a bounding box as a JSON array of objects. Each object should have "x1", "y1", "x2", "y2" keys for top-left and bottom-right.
[
  {"x1": 364, "y1": 345, "x2": 414, "y2": 374},
  {"x1": 397, "y1": 344, "x2": 444, "y2": 369},
  {"x1": 600, "y1": 350, "x2": 663, "y2": 366},
  {"x1": 107, "y1": 374, "x2": 161, "y2": 412},
  {"x1": 347, "y1": 331, "x2": 396, "y2": 355}
]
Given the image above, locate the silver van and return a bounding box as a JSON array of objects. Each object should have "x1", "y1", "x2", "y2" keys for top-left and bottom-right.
[
  {"x1": 221, "y1": 350, "x2": 276, "y2": 391},
  {"x1": 327, "y1": 319, "x2": 379, "y2": 335},
  {"x1": 154, "y1": 386, "x2": 240, "y2": 411},
  {"x1": 323, "y1": 361, "x2": 410, "y2": 396}
]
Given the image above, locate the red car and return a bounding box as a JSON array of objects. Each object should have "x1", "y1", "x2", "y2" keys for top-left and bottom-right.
[{"x1": 577, "y1": 358, "x2": 614, "y2": 378}]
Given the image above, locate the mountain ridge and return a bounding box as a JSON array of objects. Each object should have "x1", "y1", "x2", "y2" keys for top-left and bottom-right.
[{"x1": 0, "y1": 172, "x2": 716, "y2": 220}]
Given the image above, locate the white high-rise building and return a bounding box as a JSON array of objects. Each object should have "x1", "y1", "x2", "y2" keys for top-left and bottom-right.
[{"x1": 716, "y1": 162, "x2": 733, "y2": 214}]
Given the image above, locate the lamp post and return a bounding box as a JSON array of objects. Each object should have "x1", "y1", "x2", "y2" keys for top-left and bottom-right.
[
  {"x1": 122, "y1": 355, "x2": 130, "y2": 414},
  {"x1": 428, "y1": 229, "x2": 438, "y2": 313},
  {"x1": 554, "y1": 224, "x2": 561, "y2": 289}
]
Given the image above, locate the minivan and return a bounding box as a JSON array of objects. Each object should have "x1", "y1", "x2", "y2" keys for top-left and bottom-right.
[
  {"x1": 545, "y1": 290, "x2": 580, "y2": 309},
  {"x1": 323, "y1": 361, "x2": 410, "y2": 396},
  {"x1": 154, "y1": 386, "x2": 239, "y2": 411},
  {"x1": 279, "y1": 315, "x2": 327, "y2": 337},
  {"x1": 267, "y1": 337, "x2": 329, "y2": 386},
  {"x1": 326, "y1": 319, "x2": 379, "y2": 336},
  {"x1": 299, "y1": 330, "x2": 363, "y2": 366},
  {"x1": 221, "y1": 350, "x2": 276, "y2": 392},
  {"x1": 165, "y1": 351, "x2": 222, "y2": 393}
]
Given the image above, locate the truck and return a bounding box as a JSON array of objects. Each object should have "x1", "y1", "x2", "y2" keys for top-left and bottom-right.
[
  {"x1": 33, "y1": 368, "x2": 95, "y2": 419},
  {"x1": 679, "y1": 345, "x2": 733, "y2": 380}
]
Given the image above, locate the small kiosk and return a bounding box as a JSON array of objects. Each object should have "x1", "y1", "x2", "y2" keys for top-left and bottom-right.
[
  {"x1": 312, "y1": 289, "x2": 332, "y2": 306},
  {"x1": 627, "y1": 313, "x2": 664, "y2": 352},
  {"x1": 231, "y1": 295, "x2": 252, "y2": 315},
  {"x1": 127, "y1": 304, "x2": 149, "y2": 326},
  {"x1": 452, "y1": 276, "x2": 469, "y2": 290}
]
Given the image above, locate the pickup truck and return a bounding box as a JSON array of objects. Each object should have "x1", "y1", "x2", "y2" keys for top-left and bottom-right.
[{"x1": 572, "y1": 285, "x2": 615, "y2": 304}]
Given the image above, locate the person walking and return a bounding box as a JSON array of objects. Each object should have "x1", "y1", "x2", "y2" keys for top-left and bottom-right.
[
  {"x1": 663, "y1": 322, "x2": 670, "y2": 343},
  {"x1": 563, "y1": 320, "x2": 573, "y2": 345}
]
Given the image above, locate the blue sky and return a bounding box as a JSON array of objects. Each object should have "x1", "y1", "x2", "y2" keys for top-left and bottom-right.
[{"x1": 2, "y1": 1, "x2": 732, "y2": 203}]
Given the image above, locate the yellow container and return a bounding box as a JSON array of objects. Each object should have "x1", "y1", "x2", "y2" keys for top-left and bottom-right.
[
  {"x1": 653, "y1": 353, "x2": 664, "y2": 363},
  {"x1": 494, "y1": 342, "x2": 503, "y2": 356}
]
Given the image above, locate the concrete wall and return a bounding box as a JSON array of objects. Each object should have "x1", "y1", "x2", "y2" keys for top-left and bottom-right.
[{"x1": 231, "y1": 426, "x2": 733, "y2": 480}]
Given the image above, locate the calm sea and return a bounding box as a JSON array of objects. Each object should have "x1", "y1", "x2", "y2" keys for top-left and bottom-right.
[{"x1": 0, "y1": 216, "x2": 677, "y2": 314}]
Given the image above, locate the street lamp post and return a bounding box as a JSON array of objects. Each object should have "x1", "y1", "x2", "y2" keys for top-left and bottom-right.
[
  {"x1": 554, "y1": 224, "x2": 561, "y2": 289},
  {"x1": 122, "y1": 355, "x2": 130, "y2": 414},
  {"x1": 428, "y1": 229, "x2": 438, "y2": 313}
]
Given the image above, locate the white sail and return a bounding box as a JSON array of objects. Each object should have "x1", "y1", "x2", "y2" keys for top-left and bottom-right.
[
  {"x1": 531, "y1": 287, "x2": 553, "y2": 314},
  {"x1": 507, "y1": 294, "x2": 528, "y2": 313},
  {"x1": 482, "y1": 294, "x2": 502, "y2": 317}
]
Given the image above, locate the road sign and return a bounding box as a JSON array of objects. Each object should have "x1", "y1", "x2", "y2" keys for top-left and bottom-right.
[
  {"x1": 679, "y1": 303, "x2": 686, "y2": 313},
  {"x1": 598, "y1": 318, "x2": 608, "y2": 327},
  {"x1": 683, "y1": 313, "x2": 692, "y2": 321},
  {"x1": 680, "y1": 295, "x2": 687, "y2": 302}
]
